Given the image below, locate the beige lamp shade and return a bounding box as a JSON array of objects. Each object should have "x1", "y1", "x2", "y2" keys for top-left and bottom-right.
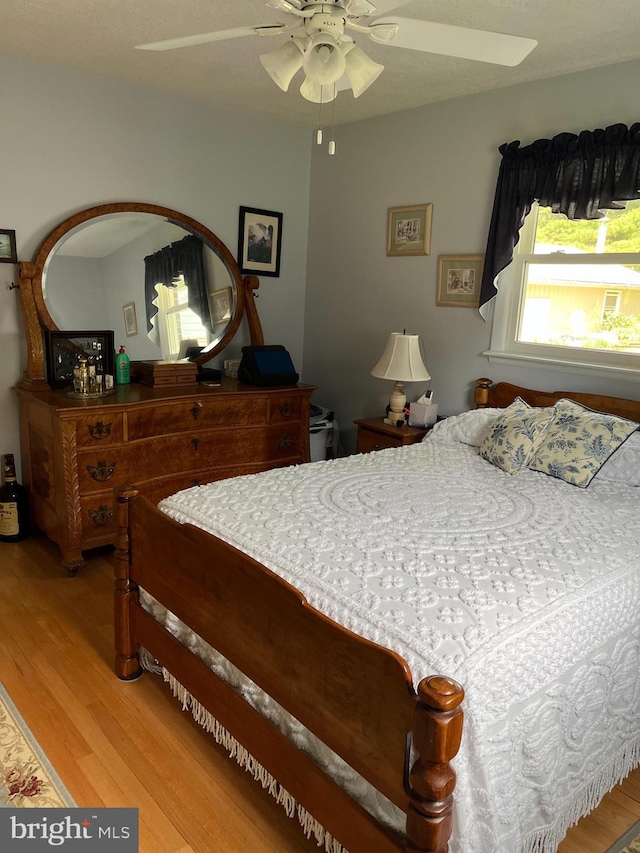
[
  {"x1": 371, "y1": 333, "x2": 430, "y2": 425},
  {"x1": 370, "y1": 333, "x2": 430, "y2": 382}
]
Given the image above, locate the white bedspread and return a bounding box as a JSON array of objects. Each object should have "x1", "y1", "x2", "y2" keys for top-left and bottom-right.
[{"x1": 156, "y1": 438, "x2": 640, "y2": 853}]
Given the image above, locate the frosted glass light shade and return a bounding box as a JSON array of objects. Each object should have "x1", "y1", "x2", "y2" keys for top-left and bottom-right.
[
  {"x1": 371, "y1": 333, "x2": 430, "y2": 382},
  {"x1": 303, "y1": 33, "x2": 346, "y2": 85},
  {"x1": 300, "y1": 77, "x2": 337, "y2": 103},
  {"x1": 344, "y1": 46, "x2": 384, "y2": 97},
  {"x1": 260, "y1": 40, "x2": 304, "y2": 92}
]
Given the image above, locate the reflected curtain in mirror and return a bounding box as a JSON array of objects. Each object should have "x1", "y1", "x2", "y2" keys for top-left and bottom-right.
[{"x1": 144, "y1": 235, "x2": 211, "y2": 345}]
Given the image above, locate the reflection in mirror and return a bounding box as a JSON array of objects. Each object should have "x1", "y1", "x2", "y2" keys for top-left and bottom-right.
[{"x1": 42, "y1": 213, "x2": 237, "y2": 361}]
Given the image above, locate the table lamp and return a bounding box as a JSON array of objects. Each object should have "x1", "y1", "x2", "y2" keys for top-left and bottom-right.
[{"x1": 370, "y1": 332, "x2": 430, "y2": 426}]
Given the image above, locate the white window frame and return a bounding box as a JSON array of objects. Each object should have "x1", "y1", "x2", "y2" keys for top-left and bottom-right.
[{"x1": 485, "y1": 203, "x2": 640, "y2": 380}]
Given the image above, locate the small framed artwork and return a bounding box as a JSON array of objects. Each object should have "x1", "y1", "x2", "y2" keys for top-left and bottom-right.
[
  {"x1": 209, "y1": 287, "x2": 233, "y2": 324},
  {"x1": 238, "y1": 206, "x2": 283, "y2": 277},
  {"x1": 387, "y1": 204, "x2": 433, "y2": 257},
  {"x1": 45, "y1": 330, "x2": 115, "y2": 389},
  {"x1": 123, "y1": 302, "x2": 138, "y2": 337},
  {"x1": 437, "y1": 255, "x2": 485, "y2": 308},
  {"x1": 0, "y1": 229, "x2": 17, "y2": 264}
]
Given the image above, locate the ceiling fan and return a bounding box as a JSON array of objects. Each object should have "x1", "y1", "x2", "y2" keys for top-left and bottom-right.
[{"x1": 136, "y1": 0, "x2": 538, "y2": 104}]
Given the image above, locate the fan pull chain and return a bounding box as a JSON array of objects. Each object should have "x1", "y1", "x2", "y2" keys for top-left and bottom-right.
[
  {"x1": 316, "y1": 96, "x2": 323, "y2": 145},
  {"x1": 328, "y1": 88, "x2": 336, "y2": 155}
]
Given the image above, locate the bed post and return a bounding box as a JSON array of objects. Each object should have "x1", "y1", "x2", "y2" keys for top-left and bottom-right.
[
  {"x1": 474, "y1": 377, "x2": 493, "y2": 409},
  {"x1": 405, "y1": 676, "x2": 464, "y2": 853},
  {"x1": 113, "y1": 484, "x2": 143, "y2": 681}
]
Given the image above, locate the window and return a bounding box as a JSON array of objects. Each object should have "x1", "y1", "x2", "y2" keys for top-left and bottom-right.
[
  {"x1": 487, "y1": 201, "x2": 640, "y2": 377},
  {"x1": 156, "y1": 277, "x2": 210, "y2": 359}
]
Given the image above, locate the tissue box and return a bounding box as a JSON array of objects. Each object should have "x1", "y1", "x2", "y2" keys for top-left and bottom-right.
[{"x1": 408, "y1": 402, "x2": 438, "y2": 428}]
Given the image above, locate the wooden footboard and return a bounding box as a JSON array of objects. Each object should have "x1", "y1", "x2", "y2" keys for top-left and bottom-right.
[{"x1": 114, "y1": 485, "x2": 464, "y2": 853}]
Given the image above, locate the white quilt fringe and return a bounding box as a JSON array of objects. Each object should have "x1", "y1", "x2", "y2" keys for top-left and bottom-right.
[
  {"x1": 145, "y1": 657, "x2": 346, "y2": 853},
  {"x1": 523, "y1": 734, "x2": 640, "y2": 853}
]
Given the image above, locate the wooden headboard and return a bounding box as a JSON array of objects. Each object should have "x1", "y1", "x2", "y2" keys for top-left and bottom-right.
[{"x1": 475, "y1": 377, "x2": 640, "y2": 424}]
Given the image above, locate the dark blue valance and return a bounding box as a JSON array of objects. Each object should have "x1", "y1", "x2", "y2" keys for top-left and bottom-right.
[{"x1": 479, "y1": 122, "x2": 640, "y2": 316}]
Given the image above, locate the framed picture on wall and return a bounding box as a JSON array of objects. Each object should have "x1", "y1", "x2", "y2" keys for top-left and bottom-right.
[
  {"x1": 45, "y1": 330, "x2": 115, "y2": 389},
  {"x1": 387, "y1": 204, "x2": 433, "y2": 256},
  {"x1": 209, "y1": 287, "x2": 233, "y2": 324},
  {"x1": 0, "y1": 229, "x2": 17, "y2": 264},
  {"x1": 123, "y1": 301, "x2": 138, "y2": 337},
  {"x1": 437, "y1": 255, "x2": 484, "y2": 308},
  {"x1": 238, "y1": 206, "x2": 283, "y2": 277}
]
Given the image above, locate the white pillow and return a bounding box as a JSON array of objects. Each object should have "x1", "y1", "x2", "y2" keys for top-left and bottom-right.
[
  {"x1": 593, "y1": 431, "x2": 640, "y2": 486},
  {"x1": 426, "y1": 408, "x2": 502, "y2": 447}
]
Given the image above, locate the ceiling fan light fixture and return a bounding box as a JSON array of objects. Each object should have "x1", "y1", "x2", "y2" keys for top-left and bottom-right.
[
  {"x1": 344, "y1": 45, "x2": 384, "y2": 97},
  {"x1": 260, "y1": 38, "x2": 305, "y2": 91},
  {"x1": 302, "y1": 32, "x2": 347, "y2": 86},
  {"x1": 300, "y1": 77, "x2": 337, "y2": 103}
]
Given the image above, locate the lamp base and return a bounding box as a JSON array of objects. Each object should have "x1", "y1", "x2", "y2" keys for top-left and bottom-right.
[{"x1": 384, "y1": 380, "x2": 406, "y2": 426}]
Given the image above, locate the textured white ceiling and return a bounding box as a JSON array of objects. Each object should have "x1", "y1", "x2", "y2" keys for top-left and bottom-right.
[{"x1": 3, "y1": 0, "x2": 640, "y2": 128}]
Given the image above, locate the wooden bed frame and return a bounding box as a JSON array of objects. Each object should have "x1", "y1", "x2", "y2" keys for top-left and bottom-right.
[{"x1": 113, "y1": 379, "x2": 640, "y2": 853}]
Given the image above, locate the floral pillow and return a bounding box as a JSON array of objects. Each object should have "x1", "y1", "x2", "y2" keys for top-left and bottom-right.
[
  {"x1": 479, "y1": 398, "x2": 556, "y2": 475},
  {"x1": 528, "y1": 399, "x2": 639, "y2": 488}
]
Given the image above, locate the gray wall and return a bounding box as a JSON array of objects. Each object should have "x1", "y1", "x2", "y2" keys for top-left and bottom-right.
[
  {"x1": 0, "y1": 57, "x2": 311, "y2": 478},
  {"x1": 304, "y1": 59, "x2": 640, "y2": 452}
]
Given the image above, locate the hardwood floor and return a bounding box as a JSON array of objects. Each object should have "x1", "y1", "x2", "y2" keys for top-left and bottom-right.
[{"x1": 1, "y1": 531, "x2": 639, "y2": 853}]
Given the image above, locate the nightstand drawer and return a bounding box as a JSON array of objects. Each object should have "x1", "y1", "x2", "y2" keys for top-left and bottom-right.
[{"x1": 354, "y1": 417, "x2": 428, "y2": 453}]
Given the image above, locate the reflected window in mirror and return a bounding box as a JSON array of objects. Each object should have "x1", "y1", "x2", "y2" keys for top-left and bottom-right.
[{"x1": 156, "y1": 275, "x2": 211, "y2": 359}]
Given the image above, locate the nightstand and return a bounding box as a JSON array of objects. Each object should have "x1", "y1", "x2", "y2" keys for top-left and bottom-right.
[{"x1": 354, "y1": 417, "x2": 429, "y2": 453}]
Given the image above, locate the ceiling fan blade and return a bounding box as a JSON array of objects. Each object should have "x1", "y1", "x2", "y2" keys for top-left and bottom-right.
[
  {"x1": 365, "y1": 0, "x2": 414, "y2": 14},
  {"x1": 374, "y1": 17, "x2": 538, "y2": 66},
  {"x1": 135, "y1": 25, "x2": 287, "y2": 52}
]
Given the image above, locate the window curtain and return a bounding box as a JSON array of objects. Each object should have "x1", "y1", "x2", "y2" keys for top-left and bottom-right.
[
  {"x1": 479, "y1": 122, "x2": 640, "y2": 317},
  {"x1": 144, "y1": 235, "x2": 211, "y2": 342}
]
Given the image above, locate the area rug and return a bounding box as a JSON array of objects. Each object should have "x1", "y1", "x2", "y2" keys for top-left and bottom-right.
[
  {"x1": 607, "y1": 821, "x2": 640, "y2": 853},
  {"x1": 0, "y1": 683, "x2": 75, "y2": 807}
]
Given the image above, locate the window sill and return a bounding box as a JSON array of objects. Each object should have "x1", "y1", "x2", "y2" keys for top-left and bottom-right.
[{"x1": 484, "y1": 350, "x2": 640, "y2": 382}]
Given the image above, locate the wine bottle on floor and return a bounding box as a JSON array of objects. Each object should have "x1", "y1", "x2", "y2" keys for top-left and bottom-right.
[{"x1": 0, "y1": 454, "x2": 30, "y2": 542}]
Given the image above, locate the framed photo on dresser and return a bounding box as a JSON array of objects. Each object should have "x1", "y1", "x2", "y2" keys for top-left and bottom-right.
[{"x1": 45, "y1": 330, "x2": 115, "y2": 389}]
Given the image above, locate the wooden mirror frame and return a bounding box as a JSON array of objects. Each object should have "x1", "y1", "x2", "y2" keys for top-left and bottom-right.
[{"x1": 16, "y1": 202, "x2": 264, "y2": 390}]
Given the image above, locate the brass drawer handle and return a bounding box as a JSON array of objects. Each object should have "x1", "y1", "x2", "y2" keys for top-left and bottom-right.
[
  {"x1": 86, "y1": 460, "x2": 117, "y2": 482},
  {"x1": 87, "y1": 421, "x2": 112, "y2": 440},
  {"x1": 277, "y1": 435, "x2": 293, "y2": 452},
  {"x1": 191, "y1": 438, "x2": 200, "y2": 451},
  {"x1": 88, "y1": 504, "x2": 113, "y2": 526},
  {"x1": 191, "y1": 402, "x2": 203, "y2": 420},
  {"x1": 279, "y1": 403, "x2": 294, "y2": 418}
]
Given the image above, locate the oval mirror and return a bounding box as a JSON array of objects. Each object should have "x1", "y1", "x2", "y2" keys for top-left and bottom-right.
[{"x1": 32, "y1": 203, "x2": 245, "y2": 366}]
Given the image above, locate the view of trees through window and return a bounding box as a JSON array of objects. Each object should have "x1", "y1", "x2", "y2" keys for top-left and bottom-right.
[{"x1": 518, "y1": 201, "x2": 640, "y2": 353}]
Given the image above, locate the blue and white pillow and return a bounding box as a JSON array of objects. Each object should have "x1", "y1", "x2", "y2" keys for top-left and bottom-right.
[
  {"x1": 528, "y1": 398, "x2": 638, "y2": 488},
  {"x1": 479, "y1": 398, "x2": 556, "y2": 475}
]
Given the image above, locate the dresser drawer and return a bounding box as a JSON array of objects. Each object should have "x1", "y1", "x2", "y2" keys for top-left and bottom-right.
[
  {"x1": 74, "y1": 413, "x2": 124, "y2": 447},
  {"x1": 81, "y1": 493, "x2": 117, "y2": 541},
  {"x1": 126, "y1": 397, "x2": 268, "y2": 439},
  {"x1": 268, "y1": 396, "x2": 304, "y2": 423},
  {"x1": 77, "y1": 424, "x2": 303, "y2": 491}
]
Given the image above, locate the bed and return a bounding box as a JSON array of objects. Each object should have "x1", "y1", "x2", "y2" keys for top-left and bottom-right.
[{"x1": 113, "y1": 378, "x2": 640, "y2": 853}]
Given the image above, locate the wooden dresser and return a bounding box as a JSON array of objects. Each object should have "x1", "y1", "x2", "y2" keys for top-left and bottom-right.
[{"x1": 15, "y1": 378, "x2": 313, "y2": 573}]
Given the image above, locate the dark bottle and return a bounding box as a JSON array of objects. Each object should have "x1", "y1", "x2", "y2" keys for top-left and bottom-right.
[{"x1": 0, "y1": 454, "x2": 30, "y2": 542}]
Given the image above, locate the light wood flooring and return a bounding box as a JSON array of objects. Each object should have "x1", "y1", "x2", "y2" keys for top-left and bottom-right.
[{"x1": 1, "y1": 532, "x2": 639, "y2": 853}]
